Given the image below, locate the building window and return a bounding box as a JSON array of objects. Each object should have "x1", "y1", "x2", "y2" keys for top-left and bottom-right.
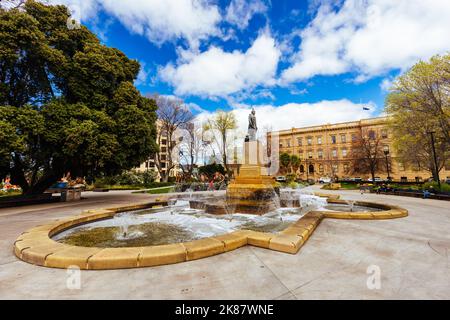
[
  {"x1": 381, "y1": 129, "x2": 388, "y2": 139},
  {"x1": 287, "y1": 140, "x2": 291, "y2": 147},
  {"x1": 161, "y1": 162, "x2": 166, "y2": 168},
  {"x1": 298, "y1": 151, "x2": 303, "y2": 159},
  {"x1": 401, "y1": 177, "x2": 408, "y2": 182},
  {"x1": 415, "y1": 177, "x2": 422, "y2": 183},
  {"x1": 319, "y1": 165, "x2": 324, "y2": 173},
  {"x1": 309, "y1": 164, "x2": 314, "y2": 173},
  {"x1": 368, "y1": 130, "x2": 376, "y2": 140},
  {"x1": 331, "y1": 135, "x2": 337, "y2": 144},
  {"x1": 343, "y1": 163, "x2": 349, "y2": 173},
  {"x1": 161, "y1": 147, "x2": 167, "y2": 153},
  {"x1": 317, "y1": 137, "x2": 322, "y2": 145},
  {"x1": 307, "y1": 137, "x2": 312, "y2": 145},
  {"x1": 398, "y1": 162, "x2": 405, "y2": 171},
  {"x1": 332, "y1": 164, "x2": 338, "y2": 172},
  {"x1": 332, "y1": 149, "x2": 337, "y2": 158},
  {"x1": 318, "y1": 150, "x2": 323, "y2": 159},
  {"x1": 341, "y1": 134, "x2": 346, "y2": 143},
  {"x1": 342, "y1": 149, "x2": 347, "y2": 157},
  {"x1": 161, "y1": 155, "x2": 167, "y2": 161},
  {"x1": 300, "y1": 165, "x2": 304, "y2": 173},
  {"x1": 297, "y1": 138, "x2": 302, "y2": 146},
  {"x1": 161, "y1": 139, "x2": 167, "y2": 145},
  {"x1": 352, "y1": 133, "x2": 358, "y2": 142},
  {"x1": 308, "y1": 151, "x2": 313, "y2": 159}
]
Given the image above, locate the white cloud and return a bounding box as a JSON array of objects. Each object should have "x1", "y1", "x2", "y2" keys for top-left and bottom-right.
[
  {"x1": 225, "y1": 0, "x2": 268, "y2": 30},
  {"x1": 46, "y1": 0, "x2": 99, "y2": 21},
  {"x1": 135, "y1": 61, "x2": 151, "y2": 86},
  {"x1": 380, "y1": 77, "x2": 394, "y2": 92},
  {"x1": 195, "y1": 99, "x2": 377, "y2": 135},
  {"x1": 160, "y1": 32, "x2": 281, "y2": 98},
  {"x1": 36, "y1": 0, "x2": 221, "y2": 48},
  {"x1": 282, "y1": 0, "x2": 450, "y2": 83},
  {"x1": 100, "y1": 0, "x2": 221, "y2": 48}
]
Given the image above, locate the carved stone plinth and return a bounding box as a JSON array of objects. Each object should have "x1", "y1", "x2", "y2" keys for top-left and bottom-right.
[{"x1": 224, "y1": 141, "x2": 276, "y2": 215}]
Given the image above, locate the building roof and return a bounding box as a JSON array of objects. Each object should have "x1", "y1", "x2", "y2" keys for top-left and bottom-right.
[{"x1": 269, "y1": 116, "x2": 389, "y2": 136}]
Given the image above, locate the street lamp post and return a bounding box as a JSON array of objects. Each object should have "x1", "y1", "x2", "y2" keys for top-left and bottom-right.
[
  {"x1": 384, "y1": 149, "x2": 391, "y2": 181},
  {"x1": 427, "y1": 131, "x2": 441, "y2": 190}
]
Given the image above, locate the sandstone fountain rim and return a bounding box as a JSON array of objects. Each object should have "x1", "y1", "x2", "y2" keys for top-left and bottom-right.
[{"x1": 13, "y1": 193, "x2": 408, "y2": 270}]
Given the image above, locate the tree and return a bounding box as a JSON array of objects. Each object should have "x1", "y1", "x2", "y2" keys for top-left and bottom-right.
[
  {"x1": 350, "y1": 129, "x2": 386, "y2": 182},
  {"x1": 177, "y1": 122, "x2": 204, "y2": 178},
  {"x1": 385, "y1": 54, "x2": 450, "y2": 181},
  {"x1": 290, "y1": 154, "x2": 300, "y2": 176},
  {"x1": 150, "y1": 95, "x2": 193, "y2": 182},
  {"x1": 203, "y1": 111, "x2": 237, "y2": 175},
  {"x1": 324, "y1": 149, "x2": 339, "y2": 180},
  {"x1": 0, "y1": 2, "x2": 158, "y2": 194},
  {"x1": 279, "y1": 153, "x2": 291, "y2": 174},
  {"x1": 198, "y1": 163, "x2": 225, "y2": 180}
]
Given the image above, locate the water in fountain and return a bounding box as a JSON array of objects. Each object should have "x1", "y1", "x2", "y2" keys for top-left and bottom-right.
[
  {"x1": 346, "y1": 200, "x2": 355, "y2": 212},
  {"x1": 114, "y1": 212, "x2": 144, "y2": 240},
  {"x1": 271, "y1": 190, "x2": 283, "y2": 221},
  {"x1": 224, "y1": 200, "x2": 236, "y2": 222},
  {"x1": 185, "y1": 188, "x2": 194, "y2": 200}
]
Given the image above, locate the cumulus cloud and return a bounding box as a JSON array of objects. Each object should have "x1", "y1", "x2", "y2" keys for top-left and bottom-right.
[
  {"x1": 44, "y1": 0, "x2": 99, "y2": 21},
  {"x1": 100, "y1": 0, "x2": 221, "y2": 48},
  {"x1": 195, "y1": 99, "x2": 377, "y2": 136},
  {"x1": 160, "y1": 32, "x2": 281, "y2": 98},
  {"x1": 225, "y1": 0, "x2": 268, "y2": 30},
  {"x1": 282, "y1": 0, "x2": 450, "y2": 83},
  {"x1": 29, "y1": 0, "x2": 220, "y2": 48}
]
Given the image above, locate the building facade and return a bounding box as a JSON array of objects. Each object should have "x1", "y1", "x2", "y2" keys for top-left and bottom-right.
[
  {"x1": 270, "y1": 117, "x2": 450, "y2": 182},
  {"x1": 135, "y1": 120, "x2": 180, "y2": 181}
]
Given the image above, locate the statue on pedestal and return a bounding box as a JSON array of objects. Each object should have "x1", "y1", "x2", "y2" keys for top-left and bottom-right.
[{"x1": 247, "y1": 108, "x2": 257, "y2": 141}]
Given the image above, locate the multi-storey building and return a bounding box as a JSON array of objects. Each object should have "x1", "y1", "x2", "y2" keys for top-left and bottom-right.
[
  {"x1": 269, "y1": 117, "x2": 450, "y2": 182},
  {"x1": 135, "y1": 120, "x2": 180, "y2": 181}
]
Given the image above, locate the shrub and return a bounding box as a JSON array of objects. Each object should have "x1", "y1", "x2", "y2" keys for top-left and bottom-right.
[
  {"x1": 422, "y1": 182, "x2": 450, "y2": 193},
  {"x1": 288, "y1": 181, "x2": 299, "y2": 189}
]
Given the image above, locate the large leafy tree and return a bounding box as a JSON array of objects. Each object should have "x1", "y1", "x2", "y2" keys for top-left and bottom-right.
[
  {"x1": 0, "y1": 1, "x2": 158, "y2": 194},
  {"x1": 385, "y1": 54, "x2": 450, "y2": 181}
]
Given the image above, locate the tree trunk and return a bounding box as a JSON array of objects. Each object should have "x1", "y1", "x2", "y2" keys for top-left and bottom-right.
[
  {"x1": 222, "y1": 132, "x2": 229, "y2": 175},
  {"x1": 24, "y1": 173, "x2": 59, "y2": 195}
]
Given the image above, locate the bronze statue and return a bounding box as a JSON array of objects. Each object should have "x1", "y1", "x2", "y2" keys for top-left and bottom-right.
[{"x1": 247, "y1": 108, "x2": 257, "y2": 141}]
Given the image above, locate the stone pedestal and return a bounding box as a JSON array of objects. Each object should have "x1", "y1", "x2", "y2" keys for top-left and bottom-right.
[{"x1": 225, "y1": 140, "x2": 276, "y2": 215}]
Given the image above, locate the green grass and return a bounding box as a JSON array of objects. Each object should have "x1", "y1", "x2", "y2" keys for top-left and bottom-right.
[
  {"x1": 339, "y1": 182, "x2": 360, "y2": 190},
  {"x1": 146, "y1": 186, "x2": 175, "y2": 194},
  {"x1": 87, "y1": 182, "x2": 175, "y2": 191}
]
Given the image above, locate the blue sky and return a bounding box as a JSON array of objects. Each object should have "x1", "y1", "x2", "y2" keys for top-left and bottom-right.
[{"x1": 23, "y1": 0, "x2": 450, "y2": 130}]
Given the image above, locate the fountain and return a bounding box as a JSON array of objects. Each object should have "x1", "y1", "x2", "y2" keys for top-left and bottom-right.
[
  {"x1": 192, "y1": 109, "x2": 281, "y2": 215},
  {"x1": 12, "y1": 108, "x2": 409, "y2": 270}
]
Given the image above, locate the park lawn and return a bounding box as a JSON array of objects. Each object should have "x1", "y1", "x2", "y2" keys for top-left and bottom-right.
[
  {"x1": 146, "y1": 186, "x2": 175, "y2": 194},
  {"x1": 339, "y1": 183, "x2": 360, "y2": 190}
]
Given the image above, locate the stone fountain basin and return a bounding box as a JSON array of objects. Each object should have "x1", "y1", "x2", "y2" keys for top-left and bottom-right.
[{"x1": 13, "y1": 194, "x2": 408, "y2": 270}]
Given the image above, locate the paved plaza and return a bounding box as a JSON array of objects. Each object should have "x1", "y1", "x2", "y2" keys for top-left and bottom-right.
[{"x1": 0, "y1": 186, "x2": 449, "y2": 299}]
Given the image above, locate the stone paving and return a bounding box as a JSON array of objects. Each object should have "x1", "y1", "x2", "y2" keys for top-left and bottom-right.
[{"x1": 0, "y1": 187, "x2": 449, "y2": 299}]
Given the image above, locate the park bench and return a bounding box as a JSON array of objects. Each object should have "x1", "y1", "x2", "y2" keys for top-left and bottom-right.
[{"x1": 45, "y1": 186, "x2": 84, "y2": 202}]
